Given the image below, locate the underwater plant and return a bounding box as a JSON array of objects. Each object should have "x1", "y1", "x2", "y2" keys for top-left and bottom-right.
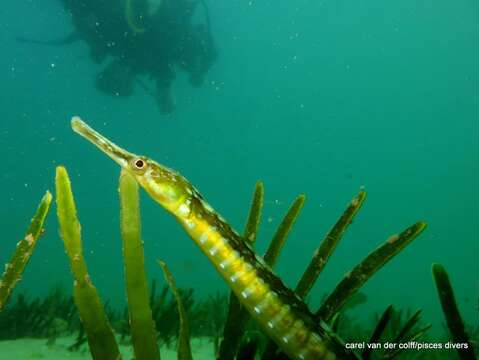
[
  {"x1": 149, "y1": 280, "x2": 182, "y2": 346},
  {"x1": 0, "y1": 285, "x2": 77, "y2": 341},
  {"x1": 70, "y1": 116, "x2": 427, "y2": 359},
  {"x1": 432, "y1": 264, "x2": 477, "y2": 360},
  {"x1": 119, "y1": 169, "x2": 161, "y2": 360},
  {"x1": 0, "y1": 191, "x2": 52, "y2": 311},
  {"x1": 0, "y1": 117, "x2": 440, "y2": 360},
  {"x1": 158, "y1": 259, "x2": 193, "y2": 359},
  {"x1": 362, "y1": 306, "x2": 431, "y2": 360},
  {"x1": 56, "y1": 164, "x2": 194, "y2": 360},
  {"x1": 56, "y1": 166, "x2": 122, "y2": 360}
]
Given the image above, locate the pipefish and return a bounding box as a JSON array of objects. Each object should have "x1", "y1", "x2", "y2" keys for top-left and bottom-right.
[{"x1": 71, "y1": 117, "x2": 359, "y2": 360}]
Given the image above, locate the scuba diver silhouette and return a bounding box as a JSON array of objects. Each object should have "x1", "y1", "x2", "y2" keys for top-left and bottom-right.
[{"x1": 18, "y1": 0, "x2": 218, "y2": 114}]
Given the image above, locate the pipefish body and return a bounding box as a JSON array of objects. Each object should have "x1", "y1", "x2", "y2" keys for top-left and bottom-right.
[{"x1": 71, "y1": 117, "x2": 359, "y2": 360}]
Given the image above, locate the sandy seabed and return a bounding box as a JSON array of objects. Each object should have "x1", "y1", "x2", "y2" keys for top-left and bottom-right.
[{"x1": 0, "y1": 336, "x2": 215, "y2": 359}]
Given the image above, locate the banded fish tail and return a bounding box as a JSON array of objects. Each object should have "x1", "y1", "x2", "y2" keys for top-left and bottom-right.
[{"x1": 176, "y1": 195, "x2": 360, "y2": 360}]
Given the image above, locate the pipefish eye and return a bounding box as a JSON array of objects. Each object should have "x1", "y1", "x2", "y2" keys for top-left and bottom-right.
[{"x1": 132, "y1": 158, "x2": 146, "y2": 170}]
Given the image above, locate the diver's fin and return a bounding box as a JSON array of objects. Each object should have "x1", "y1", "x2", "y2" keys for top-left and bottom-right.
[
  {"x1": 16, "y1": 31, "x2": 80, "y2": 46},
  {"x1": 199, "y1": 0, "x2": 211, "y2": 32},
  {"x1": 198, "y1": 0, "x2": 218, "y2": 62}
]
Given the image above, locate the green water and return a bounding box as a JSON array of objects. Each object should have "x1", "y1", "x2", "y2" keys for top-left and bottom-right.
[{"x1": 0, "y1": 0, "x2": 478, "y2": 352}]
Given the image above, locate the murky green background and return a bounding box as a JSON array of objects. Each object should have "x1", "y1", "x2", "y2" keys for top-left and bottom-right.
[{"x1": 1, "y1": 0, "x2": 478, "y2": 333}]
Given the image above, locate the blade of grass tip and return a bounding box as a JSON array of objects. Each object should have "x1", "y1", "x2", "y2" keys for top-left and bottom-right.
[
  {"x1": 157, "y1": 260, "x2": 193, "y2": 360},
  {"x1": 55, "y1": 166, "x2": 120, "y2": 360},
  {"x1": 0, "y1": 191, "x2": 52, "y2": 311},
  {"x1": 317, "y1": 221, "x2": 427, "y2": 322},
  {"x1": 362, "y1": 305, "x2": 394, "y2": 360},
  {"x1": 243, "y1": 180, "x2": 264, "y2": 244},
  {"x1": 218, "y1": 180, "x2": 264, "y2": 360},
  {"x1": 119, "y1": 170, "x2": 161, "y2": 360},
  {"x1": 401, "y1": 323, "x2": 432, "y2": 345},
  {"x1": 296, "y1": 190, "x2": 366, "y2": 299},
  {"x1": 385, "y1": 323, "x2": 433, "y2": 360},
  {"x1": 391, "y1": 309, "x2": 422, "y2": 345},
  {"x1": 260, "y1": 195, "x2": 307, "y2": 360},
  {"x1": 260, "y1": 194, "x2": 307, "y2": 360},
  {"x1": 263, "y1": 194, "x2": 305, "y2": 267},
  {"x1": 432, "y1": 263, "x2": 476, "y2": 360}
]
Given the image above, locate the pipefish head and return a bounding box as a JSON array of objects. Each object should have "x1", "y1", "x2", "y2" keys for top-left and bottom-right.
[{"x1": 71, "y1": 116, "x2": 192, "y2": 214}]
